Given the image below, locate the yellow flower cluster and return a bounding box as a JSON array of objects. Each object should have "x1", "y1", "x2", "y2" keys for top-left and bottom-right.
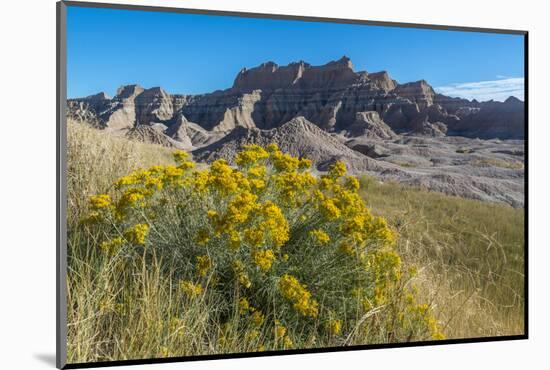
[
  {"x1": 247, "y1": 165, "x2": 266, "y2": 178},
  {"x1": 246, "y1": 164, "x2": 268, "y2": 193},
  {"x1": 417, "y1": 305, "x2": 446, "y2": 340},
  {"x1": 80, "y1": 211, "x2": 103, "y2": 225},
  {"x1": 100, "y1": 236, "x2": 124, "y2": 256},
  {"x1": 370, "y1": 217, "x2": 397, "y2": 246},
  {"x1": 192, "y1": 169, "x2": 210, "y2": 193},
  {"x1": 272, "y1": 151, "x2": 300, "y2": 173},
  {"x1": 103, "y1": 153, "x2": 186, "y2": 220},
  {"x1": 273, "y1": 320, "x2": 286, "y2": 340},
  {"x1": 115, "y1": 187, "x2": 151, "y2": 217},
  {"x1": 327, "y1": 319, "x2": 342, "y2": 336},
  {"x1": 238, "y1": 297, "x2": 265, "y2": 327},
  {"x1": 317, "y1": 195, "x2": 341, "y2": 220},
  {"x1": 217, "y1": 191, "x2": 258, "y2": 230},
  {"x1": 206, "y1": 188, "x2": 289, "y2": 254},
  {"x1": 313, "y1": 161, "x2": 396, "y2": 255},
  {"x1": 399, "y1": 289, "x2": 446, "y2": 340},
  {"x1": 269, "y1": 148, "x2": 312, "y2": 174},
  {"x1": 283, "y1": 335, "x2": 293, "y2": 349},
  {"x1": 238, "y1": 297, "x2": 251, "y2": 315},
  {"x1": 235, "y1": 144, "x2": 269, "y2": 168},
  {"x1": 195, "y1": 255, "x2": 212, "y2": 277},
  {"x1": 162, "y1": 165, "x2": 186, "y2": 185},
  {"x1": 245, "y1": 329, "x2": 260, "y2": 342},
  {"x1": 232, "y1": 260, "x2": 252, "y2": 289},
  {"x1": 124, "y1": 223, "x2": 149, "y2": 245},
  {"x1": 328, "y1": 160, "x2": 347, "y2": 179},
  {"x1": 273, "y1": 320, "x2": 293, "y2": 348},
  {"x1": 244, "y1": 228, "x2": 264, "y2": 247},
  {"x1": 365, "y1": 249, "x2": 402, "y2": 305},
  {"x1": 172, "y1": 150, "x2": 195, "y2": 170},
  {"x1": 253, "y1": 144, "x2": 316, "y2": 205},
  {"x1": 244, "y1": 202, "x2": 289, "y2": 248},
  {"x1": 254, "y1": 201, "x2": 289, "y2": 248},
  {"x1": 198, "y1": 159, "x2": 250, "y2": 195},
  {"x1": 273, "y1": 171, "x2": 316, "y2": 205},
  {"x1": 250, "y1": 311, "x2": 265, "y2": 327},
  {"x1": 344, "y1": 176, "x2": 360, "y2": 191},
  {"x1": 278, "y1": 274, "x2": 318, "y2": 318},
  {"x1": 251, "y1": 249, "x2": 276, "y2": 272},
  {"x1": 116, "y1": 153, "x2": 193, "y2": 190},
  {"x1": 310, "y1": 229, "x2": 330, "y2": 245},
  {"x1": 206, "y1": 190, "x2": 260, "y2": 250},
  {"x1": 179, "y1": 280, "x2": 203, "y2": 298},
  {"x1": 108, "y1": 152, "x2": 195, "y2": 221},
  {"x1": 196, "y1": 228, "x2": 210, "y2": 246},
  {"x1": 89, "y1": 194, "x2": 111, "y2": 210}
]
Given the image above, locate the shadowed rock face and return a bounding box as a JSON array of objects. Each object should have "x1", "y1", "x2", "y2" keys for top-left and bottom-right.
[
  {"x1": 66, "y1": 57, "x2": 525, "y2": 206},
  {"x1": 340, "y1": 111, "x2": 397, "y2": 140},
  {"x1": 134, "y1": 87, "x2": 174, "y2": 126},
  {"x1": 447, "y1": 97, "x2": 525, "y2": 139}
]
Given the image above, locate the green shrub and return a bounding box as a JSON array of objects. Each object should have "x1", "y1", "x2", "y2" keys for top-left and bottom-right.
[{"x1": 70, "y1": 144, "x2": 443, "y2": 361}]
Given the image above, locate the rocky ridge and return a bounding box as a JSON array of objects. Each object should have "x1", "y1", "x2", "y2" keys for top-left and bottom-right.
[{"x1": 67, "y1": 57, "x2": 525, "y2": 206}]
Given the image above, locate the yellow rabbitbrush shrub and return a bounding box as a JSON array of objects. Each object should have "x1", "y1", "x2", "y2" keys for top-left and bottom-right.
[{"x1": 77, "y1": 144, "x2": 443, "y2": 357}]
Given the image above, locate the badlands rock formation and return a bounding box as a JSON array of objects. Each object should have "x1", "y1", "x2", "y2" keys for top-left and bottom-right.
[
  {"x1": 193, "y1": 116, "x2": 388, "y2": 173},
  {"x1": 67, "y1": 57, "x2": 525, "y2": 206}
]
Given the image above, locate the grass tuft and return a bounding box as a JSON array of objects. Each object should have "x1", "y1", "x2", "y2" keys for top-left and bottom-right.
[{"x1": 359, "y1": 176, "x2": 524, "y2": 337}]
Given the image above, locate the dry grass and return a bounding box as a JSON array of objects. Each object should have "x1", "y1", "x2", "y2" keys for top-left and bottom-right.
[
  {"x1": 67, "y1": 120, "x2": 175, "y2": 228},
  {"x1": 456, "y1": 147, "x2": 473, "y2": 154},
  {"x1": 359, "y1": 177, "x2": 524, "y2": 338},
  {"x1": 471, "y1": 157, "x2": 524, "y2": 170},
  {"x1": 392, "y1": 160, "x2": 417, "y2": 168}
]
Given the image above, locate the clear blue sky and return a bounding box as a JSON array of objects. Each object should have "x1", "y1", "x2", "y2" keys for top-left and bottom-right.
[{"x1": 67, "y1": 6, "x2": 525, "y2": 101}]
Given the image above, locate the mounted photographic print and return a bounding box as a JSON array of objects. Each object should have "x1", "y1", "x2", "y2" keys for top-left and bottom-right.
[{"x1": 56, "y1": 1, "x2": 527, "y2": 368}]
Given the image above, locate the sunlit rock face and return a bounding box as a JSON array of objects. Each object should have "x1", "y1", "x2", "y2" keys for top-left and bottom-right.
[{"x1": 68, "y1": 56, "x2": 524, "y2": 140}]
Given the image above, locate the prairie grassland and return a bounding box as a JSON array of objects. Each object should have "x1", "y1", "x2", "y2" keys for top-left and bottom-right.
[
  {"x1": 359, "y1": 177, "x2": 524, "y2": 338},
  {"x1": 66, "y1": 122, "x2": 524, "y2": 363},
  {"x1": 67, "y1": 120, "x2": 175, "y2": 228}
]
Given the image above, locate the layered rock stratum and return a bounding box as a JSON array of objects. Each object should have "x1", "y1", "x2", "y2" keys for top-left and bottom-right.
[{"x1": 67, "y1": 57, "x2": 525, "y2": 206}]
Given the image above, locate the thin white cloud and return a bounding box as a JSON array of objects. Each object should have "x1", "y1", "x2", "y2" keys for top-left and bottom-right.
[{"x1": 435, "y1": 78, "x2": 524, "y2": 102}]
